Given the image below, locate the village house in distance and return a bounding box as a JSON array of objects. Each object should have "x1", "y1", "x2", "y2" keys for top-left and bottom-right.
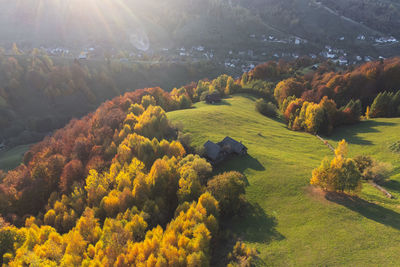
[{"x1": 204, "y1": 136, "x2": 248, "y2": 164}]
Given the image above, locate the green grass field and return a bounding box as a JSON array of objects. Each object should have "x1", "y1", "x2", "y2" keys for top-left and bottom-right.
[
  {"x1": 0, "y1": 144, "x2": 32, "y2": 171},
  {"x1": 168, "y1": 95, "x2": 400, "y2": 266}
]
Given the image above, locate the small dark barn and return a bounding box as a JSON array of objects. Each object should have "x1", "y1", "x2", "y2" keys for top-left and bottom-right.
[
  {"x1": 203, "y1": 136, "x2": 247, "y2": 164},
  {"x1": 205, "y1": 93, "x2": 222, "y2": 104},
  {"x1": 218, "y1": 136, "x2": 247, "y2": 155}
]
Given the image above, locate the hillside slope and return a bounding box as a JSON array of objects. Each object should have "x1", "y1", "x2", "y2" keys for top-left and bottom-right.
[
  {"x1": 0, "y1": 55, "x2": 224, "y2": 148},
  {"x1": 0, "y1": 0, "x2": 281, "y2": 50},
  {"x1": 168, "y1": 95, "x2": 400, "y2": 266},
  {"x1": 320, "y1": 0, "x2": 400, "y2": 37},
  {"x1": 2, "y1": 0, "x2": 400, "y2": 57}
]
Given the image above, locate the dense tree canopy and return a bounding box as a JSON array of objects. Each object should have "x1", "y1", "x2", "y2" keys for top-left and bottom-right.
[
  {"x1": 269, "y1": 58, "x2": 400, "y2": 134},
  {"x1": 0, "y1": 82, "x2": 253, "y2": 265}
]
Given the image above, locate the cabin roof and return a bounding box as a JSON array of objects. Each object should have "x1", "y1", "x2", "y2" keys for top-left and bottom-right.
[
  {"x1": 204, "y1": 140, "x2": 221, "y2": 161},
  {"x1": 219, "y1": 136, "x2": 247, "y2": 154},
  {"x1": 205, "y1": 93, "x2": 221, "y2": 101}
]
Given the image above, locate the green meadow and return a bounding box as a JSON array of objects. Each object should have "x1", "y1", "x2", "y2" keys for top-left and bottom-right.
[{"x1": 168, "y1": 95, "x2": 400, "y2": 266}]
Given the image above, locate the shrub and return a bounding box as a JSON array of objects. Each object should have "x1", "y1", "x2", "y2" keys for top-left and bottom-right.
[
  {"x1": 389, "y1": 141, "x2": 400, "y2": 154},
  {"x1": 354, "y1": 155, "x2": 374, "y2": 174},
  {"x1": 255, "y1": 99, "x2": 278, "y2": 118},
  {"x1": 355, "y1": 155, "x2": 393, "y2": 184},
  {"x1": 207, "y1": 171, "x2": 247, "y2": 217},
  {"x1": 228, "y1": 241, "x2": 258, "y2": 267},
  {"x1": 363, "y1": 161, "x2": 393, "y2": 184},
  {"x1": 177, "y1": 132, "x2": 192, "y2": 150}
]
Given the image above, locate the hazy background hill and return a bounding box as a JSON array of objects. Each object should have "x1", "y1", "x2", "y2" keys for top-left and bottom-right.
[
  {"x1": 319, "y1": 0, "x2": 400, "y2": 36},
  {"x1": 0, "y1": 0, "x2": 278, "y2": 50},
  {"x1": 1, "y1": 0, "x2": 400, "y2": 57}
]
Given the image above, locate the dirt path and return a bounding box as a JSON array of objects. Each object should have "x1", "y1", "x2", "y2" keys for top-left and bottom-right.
[
  {"x1": 316, "y1": 135, "x2": 335, "y2": 152},
  {"x1": 369, "y1": 181, "x2": 394, "y2": 199}
]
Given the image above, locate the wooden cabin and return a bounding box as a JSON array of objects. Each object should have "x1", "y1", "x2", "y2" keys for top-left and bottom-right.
[
  {"x1": 203, "y1": 136, "x2": 247, "y2": 164},
  {"x1": 205, "y1": 93, "x2": 222, "y2": 104}
]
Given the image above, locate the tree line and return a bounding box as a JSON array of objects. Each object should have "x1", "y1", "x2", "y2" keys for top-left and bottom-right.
[
  {"x1": 251, "y1": 57, "x2": 400, "y2": 135},
  {"x1": 0, "y1": 50, "x2": 222, "y2": 147}
]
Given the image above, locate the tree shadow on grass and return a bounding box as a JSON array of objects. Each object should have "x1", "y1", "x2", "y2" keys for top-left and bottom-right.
[
  {"x1": 230, "y1": 202, "x2": 285, "y2": 243},
  {"x1": 237, "y1": 94, "x2": 258, "y2": 101},
  {"x1": 325, "y1": 192, "x2": 400, "y2": 230},
  {"x1": 211, "y1": 202, "x2": 284, "y2": 266},
  {"x1": 384, "y1": 180, "x2": 400, "y2": 194},
  {"x1": 214, "y1": 154, "x2": 265, "y2": 174},
  {"x1": 327, "y1": 120, "x2": 398, "y2": 146}
]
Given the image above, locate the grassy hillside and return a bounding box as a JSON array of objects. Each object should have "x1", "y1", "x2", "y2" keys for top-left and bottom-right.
[
  {"x1": 168, "y1": 95, "x2": 400, "y2": 266},
  {"x1": 326, "y1": 119, "x2": 400, "y2": 201}
]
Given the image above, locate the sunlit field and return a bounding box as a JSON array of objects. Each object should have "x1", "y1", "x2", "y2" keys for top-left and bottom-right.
[{"x1": 169, "y1": 95, "x2": 400, "y2": 266}]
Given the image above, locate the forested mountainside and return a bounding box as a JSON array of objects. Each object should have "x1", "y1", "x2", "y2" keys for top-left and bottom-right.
[
  {"x1": 0, "y1": 52, "x2": 223, "y2": 147},
  {"x1": 235, "y1": 0, "x2": 400, "y2": 38},
  {"x1": 0, "y1": 81, "x2": 257, "y2": 266},
  {"x1": 320, "y1": 0, "x2": 400, "y2": 37}
]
